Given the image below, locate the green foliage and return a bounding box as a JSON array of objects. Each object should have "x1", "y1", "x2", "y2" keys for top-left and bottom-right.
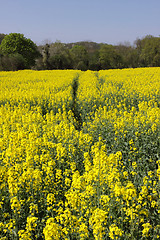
[
  {"x1": 99, "y1": 44, "x2": 123, "y2": 69},
  {"x1": 0, "y1": 53, "x2": 26, "y2": 71},
  {"x1": 49, "y1": 41, "x2": 72, "y2": 69},
  {"x1": 88, "y1": 50, "x2": 101, "y2": 70},
  {"x1": 0, "y1": 33, "x2": 40, "y2": 69},
  {"x1": 1, "y1": 33, "x2": 160, "y2": 71},
  {"x1": 42, "y1": 44, "x2": 50, "y2": 69},
  {"x1": 116, "y1": 44, "x2": 139, "y2": 68},
  {"x1": 0, "y1": 33, "x2": 6, "y2": 45},
  {"x1": 135, "y1": 35, "x2": 160, "y2": 67},
  {"x1": 139, "y1": 36, "x2": 160, "y2": 66},
  {"x1": 70, "y1": 45, "x2": 89, "y2": 70}
]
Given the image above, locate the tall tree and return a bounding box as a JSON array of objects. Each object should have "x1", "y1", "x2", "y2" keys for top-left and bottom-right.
[
  {"x1": 116, "y1": 43, "x2": 139, "y2": 68},
  {"x1": 42, "y1": 43, "x2": 50, "y2": 69},
  {"x1": 70, "y1": 45, "x2": 89, "y2": 70},
  {"x1": 138, "y1": 35, "x2": 160, "y2": 67},
  {"x1": 99, "y1": 44, "x2": 123, "y2": 69},
  {"x1": 0, "y1": 33, "x2": 40, "y2": 69},
  {"x1": 49, "y1": 41, "x2": 72, "y2": 69}
]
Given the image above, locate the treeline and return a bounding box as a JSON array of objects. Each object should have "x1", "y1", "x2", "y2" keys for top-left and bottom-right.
[{"x1": 0, "y1": 33, "x2": 160, "y2": 71}]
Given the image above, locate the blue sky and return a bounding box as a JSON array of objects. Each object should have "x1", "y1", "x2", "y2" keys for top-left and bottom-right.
[{"x1": 1, "y1": 0, "x2": 160, "y2": 45}]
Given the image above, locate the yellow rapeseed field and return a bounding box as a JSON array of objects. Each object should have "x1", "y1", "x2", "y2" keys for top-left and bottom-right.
[{"x1": 0, "y1": 68, "x2": 160, "y2": 239}]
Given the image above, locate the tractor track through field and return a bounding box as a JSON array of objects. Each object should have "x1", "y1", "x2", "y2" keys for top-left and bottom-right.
[{"x1": 71, "y1": 74, "x2": 83, "y2": 131}]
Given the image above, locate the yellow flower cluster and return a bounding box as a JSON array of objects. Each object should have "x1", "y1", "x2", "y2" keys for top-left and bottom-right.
[
  {"x1": 109, "y1": 224, "x2": 124, "y2": 239},
  {"x1": 0, "y1": 68, "x2": 160, "y2": 239}
]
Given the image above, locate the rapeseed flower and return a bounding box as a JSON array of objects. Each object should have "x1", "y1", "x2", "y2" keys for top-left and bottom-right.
[{"x1": 0, "y1": 68, "x2": 160, "y2": 239}]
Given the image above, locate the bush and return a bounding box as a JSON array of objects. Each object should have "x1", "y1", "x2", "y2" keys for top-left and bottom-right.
[{"x1": 0, "y1": 53, "x2": 26, "y2": 71}]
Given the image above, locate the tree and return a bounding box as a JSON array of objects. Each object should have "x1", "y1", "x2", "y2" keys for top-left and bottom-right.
[
  {"x1": 139, "y1": 36, "x2": 160, "y2": 67},
  {"x1": 88, "y1": 50, "x2": 101, "y2": 70},
  {"x1": 116, "y1": 43, "x2": 139, "y2": 68},
  {"x1": 0, "y1": 53, "x2": 26, "y2": 71},
  {"x1": 0, "y1": 33, "x2": 40, "y2": 69},
  {"x1": 99, "y1": 44, "x2": 123, "y2": 69},
  {"x1": 70, "y1": 45, "x2": 89, "y2": 70},
  {"x1": 49, "y1": 41, "x2": 72, "y2": 69},
  {"x1": 0, "y1": 33, "x2": 6, "y2": 44},
  {"x1": 42, "y1": 43, "x2": 50, "y2": 69}
]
